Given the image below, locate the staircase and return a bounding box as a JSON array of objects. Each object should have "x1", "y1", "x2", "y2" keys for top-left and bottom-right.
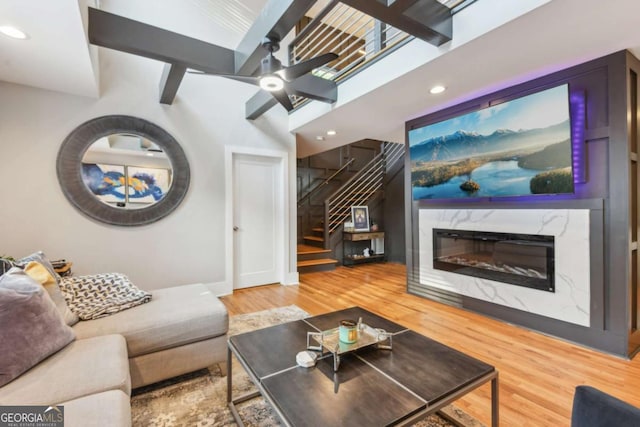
[
  {"x1": 297, "y1": 244, "x2": 338, "y2": 273},
  {"x1": 297, "y1": 142, "x2": 405, "y2": 273}
]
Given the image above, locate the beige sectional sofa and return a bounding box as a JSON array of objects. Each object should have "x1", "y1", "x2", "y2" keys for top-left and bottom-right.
[{"x1": 0, "y1": 283, "x2": 228, "y2": 426}]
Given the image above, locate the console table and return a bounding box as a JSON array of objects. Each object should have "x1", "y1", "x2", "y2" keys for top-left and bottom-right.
[{"x1": 343, "y1": 231, "x2": 385, "y2": 266}]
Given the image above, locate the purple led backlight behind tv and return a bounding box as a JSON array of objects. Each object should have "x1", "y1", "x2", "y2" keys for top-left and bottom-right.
[{"x1": 570, "y1": 91, "x2": 586, "y2": 185}]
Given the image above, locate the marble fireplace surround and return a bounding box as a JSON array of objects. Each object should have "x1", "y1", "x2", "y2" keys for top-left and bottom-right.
[{"x1": 418, "y1": 209, "x2": 591, "y2": 327}]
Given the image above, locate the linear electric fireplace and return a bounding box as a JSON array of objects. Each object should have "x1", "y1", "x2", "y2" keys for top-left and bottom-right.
[{"x1": 433, "y1": 229, "x2": 555, "y2": 292}]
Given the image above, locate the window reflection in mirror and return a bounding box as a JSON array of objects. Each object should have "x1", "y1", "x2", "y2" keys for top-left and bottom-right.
[{"x1": 80, "y1": 134, "x2": 173, "y2": 209}]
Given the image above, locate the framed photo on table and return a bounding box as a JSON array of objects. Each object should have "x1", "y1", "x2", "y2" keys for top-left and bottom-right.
[{"x1": 351, "y1": 206, "x2": 370, "y2": 232}]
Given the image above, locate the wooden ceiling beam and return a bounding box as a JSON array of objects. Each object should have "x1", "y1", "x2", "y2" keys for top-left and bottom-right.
[{"x1": 88, "y1": 7, "x2": 236, "y2": 105}]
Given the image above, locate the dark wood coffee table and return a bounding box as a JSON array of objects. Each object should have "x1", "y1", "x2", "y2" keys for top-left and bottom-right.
[{"x1": 227, "y1": 307, "x2": 498, "y2": 426}]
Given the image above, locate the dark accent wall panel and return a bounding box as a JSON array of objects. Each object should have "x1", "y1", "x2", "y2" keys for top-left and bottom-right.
[
  {"x1": 581, "y1": 67, "x2": 610, "y2": 130},
  {"x1": 309, "y1": 148, "x2": 344, "y2": 170},
  {"x1": 383, "y1": 162, "x2": 406, "y2": 263},
  {"x1": 405, "y1": 51, "x2": 636, "y2": 357},
  {"x1": 626, "y1": 53, "x2": 640, "y2": 355},
  {"x1": 349, "y1": 145, "x2": 377, "y2": 170},
  {"x1": 603, "y1": 52, "x2": 629, "y2": 339}
]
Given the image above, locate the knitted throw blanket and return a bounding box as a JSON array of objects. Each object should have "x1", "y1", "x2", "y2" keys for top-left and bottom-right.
[{"x1": 59, "y1": 273, "x2": 152, "y2": 320}]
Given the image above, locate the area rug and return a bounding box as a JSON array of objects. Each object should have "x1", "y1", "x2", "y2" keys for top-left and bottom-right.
[{"x1": 131, "y1": 305, "x2": 484, "y2": 427}]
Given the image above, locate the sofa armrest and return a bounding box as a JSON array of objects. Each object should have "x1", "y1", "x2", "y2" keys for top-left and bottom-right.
[{"x1": 572, "y1": 385, "x2": 640, "y2": 427}]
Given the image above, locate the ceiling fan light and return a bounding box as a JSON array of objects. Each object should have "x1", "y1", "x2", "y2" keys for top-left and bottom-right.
[{"x1": 259, "y1": 75, "x2": 284, "y2": 92}]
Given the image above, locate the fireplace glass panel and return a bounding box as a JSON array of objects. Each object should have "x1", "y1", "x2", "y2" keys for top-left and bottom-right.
[{"x1": 433, "y1": 229, "x2": 555, "y2": 292}]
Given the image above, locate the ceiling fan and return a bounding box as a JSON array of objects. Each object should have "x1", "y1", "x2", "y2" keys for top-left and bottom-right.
[
  {"x1": 87, "y1": 0, "x2": 451, "y2": 119},
  {"x1": 190, "y1": 36, "x2": 338, "y2": 112},
  {"x1": 87, "y1": 4, "x2": 340, "y2": 118}
]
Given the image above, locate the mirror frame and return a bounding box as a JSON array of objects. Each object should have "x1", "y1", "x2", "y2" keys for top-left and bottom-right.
[{"x1": 57, "y1": 115, "x2": 190, "y2": 226}]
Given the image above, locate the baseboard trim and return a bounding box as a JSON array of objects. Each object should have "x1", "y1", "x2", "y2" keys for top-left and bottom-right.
[{"x1": 282, "y1": 272, "x2": 299, "y2": 286}]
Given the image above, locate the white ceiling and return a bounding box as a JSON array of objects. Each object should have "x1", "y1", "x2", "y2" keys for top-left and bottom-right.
[
  {"x1": 0, "y1": 0, "x2": 267, "y2": 98},
  {"x1": 0, "y1": 0, "x2": 99, "y2": 97},
  {"x1": 2, "y1": 0, "x2": 640, "y2": 154}
]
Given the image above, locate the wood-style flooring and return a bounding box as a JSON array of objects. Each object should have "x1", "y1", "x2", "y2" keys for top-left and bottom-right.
[{"x1": 220, "y1": 262, "x2": 640, "y2": 427}]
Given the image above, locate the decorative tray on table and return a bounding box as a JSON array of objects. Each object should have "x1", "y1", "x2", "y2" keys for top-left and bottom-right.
[{"x1": 306, "y1": 321, "x2": 393, "y2": 371}]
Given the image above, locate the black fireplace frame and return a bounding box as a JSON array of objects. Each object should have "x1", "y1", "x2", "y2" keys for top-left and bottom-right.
[{"x1": 433, "y1": 228, "x2": 555, "y2": 292}]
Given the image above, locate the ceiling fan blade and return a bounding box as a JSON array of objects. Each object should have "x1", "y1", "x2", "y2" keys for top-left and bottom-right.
[
  {"x1": 278, "y1": 53, "x2": 339, "y2": 81},
  {"x1": 286, "y1": 75, "x2": 338, "y2": 104},
  {"x1": 189, "y1": 71, "x2": 260, "y2": 86},
  {"x1": 222, "y1": 75, "x2": 261, "y2": 86},
  {"x1": 270, "y1": 90, "x2": 294, "y2": 112}
]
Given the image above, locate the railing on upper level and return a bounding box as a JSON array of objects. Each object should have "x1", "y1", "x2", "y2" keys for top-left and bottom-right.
[
  {"x1": 289, "y1": 1, "x2": 408, "y2": 84},
  {"x1": 288, "y1": 0, "x2": 477, "y2": 109},
  {"x1": 322, "y1": 142, "x2": 405, "y2": 247}
]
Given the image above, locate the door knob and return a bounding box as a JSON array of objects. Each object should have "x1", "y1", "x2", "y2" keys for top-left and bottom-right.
[{"x1": 233, "y1": 226, "x2": 239, "y2": 231}]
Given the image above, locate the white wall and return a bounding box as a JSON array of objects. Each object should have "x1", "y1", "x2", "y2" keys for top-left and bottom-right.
[{"x1": 0, "y1": 45, "x2": 296, "y2": 293}]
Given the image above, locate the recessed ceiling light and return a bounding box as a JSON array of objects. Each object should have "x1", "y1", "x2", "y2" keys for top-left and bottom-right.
[
  {"x1": 146, "y1": 152, "x2": 154, "y2": 157},
  {"x1": 429, "y1": 85, "x2": 446, "y2": 94},
  {"x1": 316, "y1": 136, "x2": 325, "y2": 141},
  {"x1": 327, "y1": 130, "x2": 337, "y2": 136},
  {"x1": 0, "y1": 26, "x2": 28, "y2": 40}
]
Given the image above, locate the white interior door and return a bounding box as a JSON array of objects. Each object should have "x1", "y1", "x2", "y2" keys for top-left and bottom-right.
[{"x1": 232, "y1": 153, "x2": 283, "y2": 289}]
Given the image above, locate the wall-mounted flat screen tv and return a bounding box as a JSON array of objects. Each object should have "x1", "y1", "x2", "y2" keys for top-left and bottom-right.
[{"x1": 409, "y1": 84, "x2": 573, "y2": 200}]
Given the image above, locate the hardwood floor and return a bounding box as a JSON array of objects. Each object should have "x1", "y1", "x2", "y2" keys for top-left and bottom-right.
[{"x1": 220, "y1": 262, "x2": 640, "y2": 426}]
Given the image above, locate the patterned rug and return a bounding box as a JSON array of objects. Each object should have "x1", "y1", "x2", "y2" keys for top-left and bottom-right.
[{"x1": 131, "y1": 305, "x2": 484, "y2": 427}]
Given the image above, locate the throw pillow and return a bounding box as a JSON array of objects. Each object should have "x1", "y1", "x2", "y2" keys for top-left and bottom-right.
[
  {"x1": 24, "y1": 261, "x2": 80, "y2": 326},
  {"x1": 0, "y1": 268, "x2": 76, "y2": 387},
  {"x1": 16, "y1": 251, "x2": 61, "y2": 283},
  {"x1": 59, "y1": 272, "x2": 152, "y2": 320}
]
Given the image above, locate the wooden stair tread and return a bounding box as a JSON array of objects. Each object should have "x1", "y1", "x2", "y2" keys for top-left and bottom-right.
[
  {"x1": 298, "y1": 243, "x2": 326, "y2": 250},
  {"x1": 297, "y1": 246, "x2": 331, "y2": 255},
  {"x1": 303, "y1": 235, "x2": 324, "y2": 242},
  {"x1": 297, "y1": 259, "x2": 338, "y2": 267},
  {"x1": 311, "y1": 227, "x2": 324, "y2": 232}
]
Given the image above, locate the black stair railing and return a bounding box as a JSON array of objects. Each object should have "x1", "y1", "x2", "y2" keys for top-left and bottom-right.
[
  {"x1": 322, "y1": 142, "x2": 404, "y2": 248},
  {"x1": 297, "y1": 158, "x2": 355, "y2": 208}
]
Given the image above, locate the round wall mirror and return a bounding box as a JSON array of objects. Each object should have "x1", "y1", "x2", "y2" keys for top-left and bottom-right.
[{"x1": 57, "y1": 115, "x2": 190, "y2": 226}]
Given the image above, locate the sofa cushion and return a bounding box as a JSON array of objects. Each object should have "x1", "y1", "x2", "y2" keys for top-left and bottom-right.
[
  {"x1": 0, "y1": 334, "x2": 130, "y2": 405},
  {"x1": 73, "y1": 283, "x2": 228, "y2": 357},
  {"x1": 24, "y1": 261, "x2": 79, "y2": 326},
  {"x1": 61, "y1": 390, "x2": 131, "y2": 427},
  {"x1": 0, "y1": 268, "x2": 76, "y2": 387}
]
